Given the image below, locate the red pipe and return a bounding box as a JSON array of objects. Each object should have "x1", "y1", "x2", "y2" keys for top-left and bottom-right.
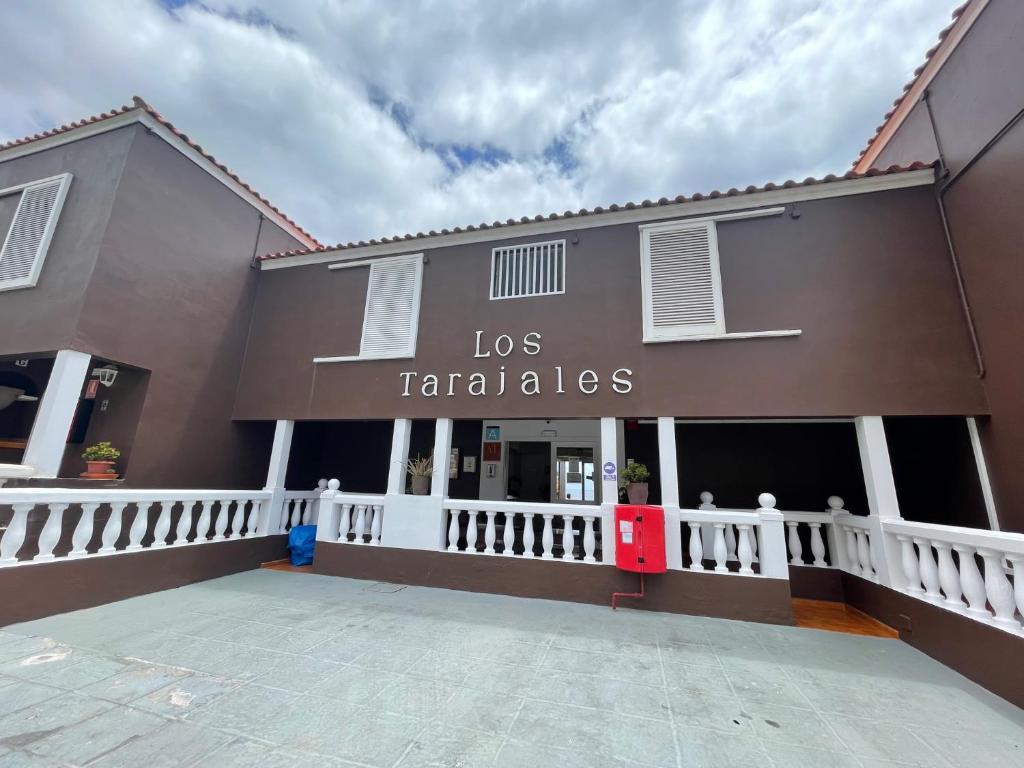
[{"x1": 612, "y1": 572, "x2": 644, "y2": 610}]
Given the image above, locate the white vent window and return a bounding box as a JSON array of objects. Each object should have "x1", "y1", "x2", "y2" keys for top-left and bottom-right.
[
  {"x1": 490, "y1": 239, "x2": 565, "y2": 299},
  {"x1": 0, "y1": 174, "x2": 73, "y2": 292},
  {"x1": 357, "y1": 253, "x2": 424, "y2": 359},
  {"x1": 640, "y1": 220, "x2": 725, "y2": 341}
]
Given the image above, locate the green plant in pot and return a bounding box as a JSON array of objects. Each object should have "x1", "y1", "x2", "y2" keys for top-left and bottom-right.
[
  {"x1": 619, "y1": 462, "x2": 650, "y2": 504},
  {"x1": 81, "y1": 441, "x2": 120, "y2": 479},
  {"x1": 404, "y1": 454, "x2": 433, "y2": 495}
]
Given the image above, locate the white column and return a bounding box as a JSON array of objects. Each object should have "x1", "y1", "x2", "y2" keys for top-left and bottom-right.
[
  {"x1": 599, "y1": 417, "x2": 618, "y2": 565},
  {"x1": 855, "y1": 416, "x2": 901, "y2": 518},
  {"x1": 23, "y1": 350, "x2": 91, "y2": 478},
  {"x1": 431, "y1": 418, "x2": 453, "y2": 498},
  {"x1": 966, "y1": 417, "x2": 999, "y2": 530},
  {"x1": 387, "y1": 418, "x2": 413, "y2": 495},
  {"x1": 260, "y1": 420, "x2": 293, "y2": 536},
  {"x1": 657, "y1": 416, "x2": 684, "y2": 570}
]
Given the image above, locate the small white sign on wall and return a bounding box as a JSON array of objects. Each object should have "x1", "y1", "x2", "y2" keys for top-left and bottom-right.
[
  {"x1": 485, "y1": 462, "x2": 497, "y2": 479},
  {"x1": 463, "y1": 456, "x2": 477, "y2": 473}
]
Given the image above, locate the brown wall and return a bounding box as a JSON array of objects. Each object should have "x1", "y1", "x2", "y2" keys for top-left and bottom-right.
[
  {"x1": 0, "y1": 128, "x2": 135, "y2": 355},
  {"x1": 68, "y1": 125, "x2": 304, "y2": 487},
  {"x1": 237, "y1": 186, "x2": 985, "y2": 422},
  {"x1": 868, "y1": 0, "x2": 1024, "y2": 530},
  {"x1": 872, "y1": 100, "x2": 939, "y2": 170}
]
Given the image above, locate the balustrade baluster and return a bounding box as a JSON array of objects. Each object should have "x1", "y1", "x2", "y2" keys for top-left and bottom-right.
[
  {"x1": 34, "y1": 503, "x2": 68, "y2": 561},
  {"x1": 289, "y1": 500, "x2": 301, "y2": 530},
  {"x1": 710, "y1": 523, "x2": 727, "y2": 572},
  {"x1": 809, "y1": 523, "x2": 827, "y2": 567},
  {"x1": 174, "y1": 501, "x2": 194, "y2": 545},
  {"x1": 954, "y1": 545, "x2": 990, "y2": 618},
  {"x1": 229, "y1": 499, "x2": 245, "y2": 540},
  {"x1": 128, "y1": 502, "x2": 151, "y2": 550},
  {"x1": 897, "y1": 535, "x2": 923, "y2": 593},
  {"x1": 447, "y1": 510, "x2": 460, "y2": 552},
  {"x1": 541, "y1": 514, "x2": 554, "y2": 559},
  {"x1": 934, "y1": 543, "x2": 963, "y2": 610},
  {"x1": 339, "y1": 503, "x2": 353, "y2": 542},
  {"x1": 193, "y1": 501, "x2": 212, "y2": 543},
  {"x1": 688, "y1": 521, "x2": 703, "y2": 571},
  {"x1": 466, "y1": 511, "x2": 478, "y2": 552},
  {"x1": 301, "y1": 501, "x2": 311, "y2": 526},
  {"x1": 152, "y1": 502, "x2": 172, "y2": 548},
  {"x1": 914, "y1": 538, "x2": 943, "y2": 604},
  {"x1": 363, "y1": 506, "x2": 375, "y2": 544},
  {"x1": 736, "y1": 524, "x2": 754, "y2": 574},
  {"x1": 786, "y1": 521, "x2": 803, "y2": 565},
  {"x1": 854, "y1": 530, "x2": 872, "y2": 579},
  {"x1": 353, "y1": 505, "x2": 367, "y2": 544},
  {"x1": 483, "y1": 511, "x2": 497, "y2": 554},
  {"x1": 245, "y1": 501, "x2": 261, "y2": 538},
  {"x1": 978, "y1": 549, "x2": 1019, "y2": 630},
  {"x1": 522, "y1": 512, "x2": 535, "y2": 557},
  {"x1": 844, "y1": 527, "x2": 861, "y2": 576},
  {"x1": 582, "y1": 516, "x2": 596, "y2": 563},
  {"x1": 99, "y1": 502, "x2": 127, "y2": 554},
  {"x1": 69, "y1": 502, "x2": 100, "y2": 558},
  {"x1": 370, "y1": 505, "x2": 383, "y2": 545},
  {"x1": 725, "y1": 525, "x2": 737, "y2": 562},
  {"x1": 561, "y1": 515, "x2": 575, "y2": 560},
  {"x1": 0, "y1": 503, "x2": 34, "y2": 563},
  {"x1": 212, "y1": 500, "x2": 229, "y2": 542},
  {"x1": 1008, "y1": 556, "x2": 1024, "y2": 631},
  {"x1": 502, "y1": 512, "x2": 516, "y2": 556}
]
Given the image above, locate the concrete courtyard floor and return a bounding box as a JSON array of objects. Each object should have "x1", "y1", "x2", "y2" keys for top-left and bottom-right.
[{"x1": 1, "y1": 571, "x2": 1022, "y2": 768}]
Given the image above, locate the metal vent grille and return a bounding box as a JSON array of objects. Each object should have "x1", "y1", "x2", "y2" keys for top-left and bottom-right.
[{"x1": 490, "y1": 239, "x2": 565, "y2": 299}]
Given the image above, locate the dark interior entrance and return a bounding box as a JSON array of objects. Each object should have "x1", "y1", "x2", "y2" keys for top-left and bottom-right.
[{"x1": 506, "y1": 441, "x2": 550, "y2": 502}]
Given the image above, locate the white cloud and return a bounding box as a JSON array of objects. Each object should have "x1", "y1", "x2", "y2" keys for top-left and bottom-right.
[{"x1": 0, "y1": 0, "x2": 958, "y2": 244}]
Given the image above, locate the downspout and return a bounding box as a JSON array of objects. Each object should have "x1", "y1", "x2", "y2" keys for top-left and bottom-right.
[
  {"x1": 249, "y1": 213, "x2": 266, "y2": 269},
  {"x1": 923, "y1": 90, "x2": 985, "y2": 378}
]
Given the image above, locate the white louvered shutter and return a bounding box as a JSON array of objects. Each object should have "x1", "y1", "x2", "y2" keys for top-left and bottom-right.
[
  {"x1": 0, "y1": 174, "x2": 72, "y2": 291},
  {"x1": 358, "y1": 254, "x2": 424, "y2": 358},
  {"x1": 640, "y1": 221, "x2": 725, "y2": 340}
]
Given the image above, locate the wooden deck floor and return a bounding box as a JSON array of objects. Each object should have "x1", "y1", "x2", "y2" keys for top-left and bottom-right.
[
  {"x1": 792, "y1": 598, "x2": 898, "y2": 638},
  {"x1": 261, "y1": 559, "x2": 312, "y2": 574}
]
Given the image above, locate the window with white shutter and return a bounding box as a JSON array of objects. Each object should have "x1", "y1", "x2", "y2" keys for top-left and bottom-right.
[
  {"x1": 639, "y1": 220, "x2": 725, "y2": 341},
  {"x1": 0, "y1": 174, "x2": 73, "y2": 292},
  {"x1": 357, "y1": 253, "x2": 424, "y2": 359}
]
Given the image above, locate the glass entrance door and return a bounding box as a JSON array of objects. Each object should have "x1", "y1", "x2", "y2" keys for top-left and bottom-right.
[{"x1": 552, "y1": 445, "x2": 597, "y2": 503}]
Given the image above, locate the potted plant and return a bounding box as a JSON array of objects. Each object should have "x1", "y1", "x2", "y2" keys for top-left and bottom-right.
[
  {"x1": 404, "y1": 454, "x2": 433, "y2": 495},
  {"x1": 619, "y1": 462, "x2": 650, "y2": 504},
  {"x1": 81, "y1": 441, "x2": 120, "y2": 479}
]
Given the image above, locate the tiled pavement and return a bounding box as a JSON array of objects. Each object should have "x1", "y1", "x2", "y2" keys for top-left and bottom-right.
[{"x1": 1, "y1": 570, "x2": 1022, "y2": 767}]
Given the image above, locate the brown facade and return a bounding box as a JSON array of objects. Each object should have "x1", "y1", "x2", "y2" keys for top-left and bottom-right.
[
  {"x1": 868, "y1": 0, "x2": 1024, "y2": 531},
  {"x1": 0, "y1": 123, "x2": 307, "y2": 487},
  {"x1": 236, "y1": 186, "x2": 986, "y2": 423}
]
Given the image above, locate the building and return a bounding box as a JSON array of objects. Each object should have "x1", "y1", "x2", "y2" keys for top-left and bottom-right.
[{"x1": 1, "y1": 0, "x2": 1022, "y2": 711}]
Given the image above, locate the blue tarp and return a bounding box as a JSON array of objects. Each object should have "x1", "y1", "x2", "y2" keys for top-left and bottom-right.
[{"x1": 287, "y1": 524, "x2": 317, "y2": 566}]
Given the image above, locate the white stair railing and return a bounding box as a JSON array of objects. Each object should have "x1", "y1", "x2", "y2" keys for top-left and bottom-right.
[
  {"x1": 442, "y1": 500, "x2": 603, "y2": 563},
  {"x1": 0, "y1": 488, "x2": 273, "y2": 566}
]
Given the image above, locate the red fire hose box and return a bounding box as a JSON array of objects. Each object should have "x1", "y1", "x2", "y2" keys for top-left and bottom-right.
[{"x1": 612, "y1": 505, "x2": 666, "y2": 609}]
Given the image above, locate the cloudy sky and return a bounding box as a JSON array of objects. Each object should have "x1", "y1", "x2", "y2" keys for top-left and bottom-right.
[{"x1": 1, "y1": 0, "x2": 956, "y2": 245}]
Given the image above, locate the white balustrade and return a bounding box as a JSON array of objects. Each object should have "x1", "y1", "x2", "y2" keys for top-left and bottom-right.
[
  {"x1": 879, "y1": 519, "x2": 1024, "y2": 636},
  {"x1": 0, "y1": 489, "x2": 274, "y2": 567},
  {"x1": 778, "y1": 509, "x2": 838, "y2": 568},
  {"x1": 441, "y1": 501, "x2": 603, "y2": 563},
  {"x1": 678, "y1": 497, "x2": 787, "y2": 578},
  {"x1": 318, "y1": 494, "x2": 386, "y2": 544}
]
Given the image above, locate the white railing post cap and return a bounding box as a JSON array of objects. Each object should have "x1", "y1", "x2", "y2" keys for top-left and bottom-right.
[
  {"x1": 318, "y1": 478, "x2": 329, "y2": 490},
  {"x1": 827, "y1": 496, "x2": 845, "y2": 511},
  {"x1": 700, "y1": 491, "x2": 714, "y2": 504},
  {"x1": 327, "y1": 478, "x2": 341, "y2": 491},
  {"x1": 758, "y1": 492, "x2": 776, "y2": 510}
]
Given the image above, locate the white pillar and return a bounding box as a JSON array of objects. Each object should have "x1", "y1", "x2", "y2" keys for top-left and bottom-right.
[
  {"x1": 387, "y1": 418, "x2": 412, "y2": 495},
  {"x1": 599, "y1": 417, "x2": 618, "y2": 565},
  {"x1": 260, "y1": 419, "x2": 294, "y2": 535},
  {"x1": 855, "y1": 416, "x2": 901, "y2": 518},
  {"x1": 966, "y1": 417, "x2": 999, "y2": 530},
  {"x1": 431, "y1": 418, "x2": 453, "y2": 498},
  {"x1": 657, "y1": 417, "x2": 684, "y2": 570},
  {"x1": 23, "y1": 350, "x2": 91, "y2": 478},
  {"x1": 755, "y1": 494, "x2": 789, "y2": 580}
]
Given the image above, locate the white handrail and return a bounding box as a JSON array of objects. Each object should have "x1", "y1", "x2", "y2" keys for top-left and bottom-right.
[
  {"x1": 883, "y1": 519, "x2": 1024, "y2": 557},
  {"x1": 0, "y1": 488, "x2": 272, "y2": 503},
  {"x1": 443, "y1": 498, "x2": 601, "y2": 517}
]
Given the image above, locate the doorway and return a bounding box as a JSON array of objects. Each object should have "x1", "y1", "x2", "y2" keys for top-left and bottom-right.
[
  {"x1": 506, "y1": 441, "x2": 550, "y2": 501},
  {"x1": 552, "y1": 444, "x2": 597, "y2": 503}
]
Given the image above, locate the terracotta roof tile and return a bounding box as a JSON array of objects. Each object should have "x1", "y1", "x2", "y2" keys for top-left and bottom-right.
[
  {"x1": 853, "y1": 2, "x2": 969, "y2": 167},
  {"x1": 259, "y1": 161, "x2": 935, "y2": 263},
  {"x1": 1, "y1": 96, "x2": 320, "y2": 246}
]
